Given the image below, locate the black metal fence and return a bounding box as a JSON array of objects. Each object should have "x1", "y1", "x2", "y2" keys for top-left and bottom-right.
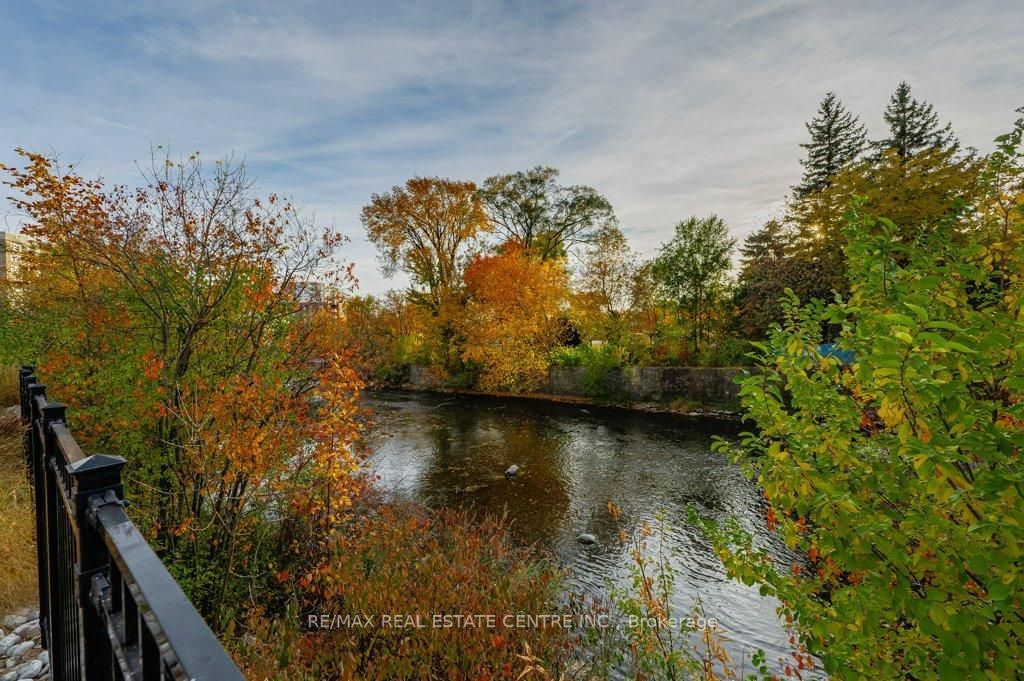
[{"x1": 18, "y1": 367, "x2": 245, "y2": 681}]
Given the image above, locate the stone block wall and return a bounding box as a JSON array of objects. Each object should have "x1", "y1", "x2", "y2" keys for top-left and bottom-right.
[{"x1": 407, "y1": 365, "x2": 748, "y2": 408}]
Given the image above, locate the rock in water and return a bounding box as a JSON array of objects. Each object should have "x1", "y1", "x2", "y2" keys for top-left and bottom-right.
[
  {"x1": 578, "y1": 533, "x2": 597, "y2": 545},
  {"x1": 504, "y1": 465, "x2": 519, "y2": 478}
]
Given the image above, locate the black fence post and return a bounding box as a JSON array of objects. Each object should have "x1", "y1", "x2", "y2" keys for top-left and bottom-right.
[
  {"x1": 25, "y1": 378, "x2": 52, "y2": 654},
  {"x1": 19, "y1": 369, "x2": 47, "y2": 647},
  {"x1": 19, "y1": 366, "x2": 34, "y2": 471},
  {"x1": 40, "y1": 399, "x2": 75, "y2": 679},
  {"x1": 71, "y1": 453, "x2": 126, "y2": 681},
  {"x1": 15, "y1": 373, "x2": 246, "y2": 680}
]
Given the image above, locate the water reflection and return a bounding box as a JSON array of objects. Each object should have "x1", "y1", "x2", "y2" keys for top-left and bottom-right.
[
  {"x1": 365, "y1": 390, "x2": 808, "y2": 669},
  {"x1": 414, "y1": 404, "x2": 574, "y2": 544}
]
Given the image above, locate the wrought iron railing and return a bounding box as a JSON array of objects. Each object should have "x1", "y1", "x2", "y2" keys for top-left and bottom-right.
[{"x1": 18, "y1": 367, "x2": 246, "y2": 681}]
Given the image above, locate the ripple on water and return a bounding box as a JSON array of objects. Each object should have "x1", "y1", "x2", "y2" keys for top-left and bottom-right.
[{"x1": 364, "y1": 390, "x2": 825, "y2": 677}]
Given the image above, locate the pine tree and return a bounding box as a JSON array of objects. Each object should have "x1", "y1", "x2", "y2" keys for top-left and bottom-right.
[
  {"x1": 738, "y1": 219, "x2": 789, "y2": 273},
  {"x1": 794, "y1": 92, "x2": 867, "y2": 198},
  {"x1": 874, "y1": 81, "x2": 958, "y2": 158},
  {"x1": 734, "y1": 220, "x2": 809, "y2": 339}
]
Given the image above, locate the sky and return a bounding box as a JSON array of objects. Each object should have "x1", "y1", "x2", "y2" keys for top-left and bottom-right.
[{"x1": 2, "y1": 0, "x2": 1022, "y2": 293}]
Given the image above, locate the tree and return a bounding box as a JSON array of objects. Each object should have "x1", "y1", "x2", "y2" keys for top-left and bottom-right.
[
  {"x1": 1, "y1": 150, "x2": 366, "y2": 619},
  {"x1": 652, "y1": 215, "x2": 735, "y2": 357},
  {"x1": 774, "y1": 84, "x2": 967, "y2": 336},
  {"x1": 600, "y1": 260, "x2": 668, "y2": 364},
  {"x1": 784, "y1": 147, "x2": 984, "y2": 320},
  {"x1": 874, "y1": 81, "x2": 958, "y2": 158},
  {"x1": 794, "y1": 91, "x2": 867, "y2": 198},
  {"x1": 738, "y1": 219, "x2": 788, "y2": 273},
  {"x1": 979, "y1": 107, "x2": 1024, "y2": 294},
  {"x1": 459, "y1": 242, "x2": 569, "y2": 390},
  {"x1": 478, "y1": 166, "x2": 616, "y2": 260},
  {"x1": 794, "y1": 148, "x2": 984, "y2": 245},
  {"x1": 695, "y1": 121, "x2": 1024, "y2": 678},
  {"x1": 733, "y1": 220, "x2": 795, "y2": 338},
  {"x1": 361, "y1": 177, "x2": 489, "y2": 312},
  {"x1": 335, "y1": 291, "x2": 431, "y2": 383},
  {"x1": 573, "y1": 224, "x2": 637, "y2": 344}
]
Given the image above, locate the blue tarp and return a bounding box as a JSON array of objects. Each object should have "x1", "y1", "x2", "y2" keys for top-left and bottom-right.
[{"x1": 818, "y1": 343, "x2": 856, "y2": 366}]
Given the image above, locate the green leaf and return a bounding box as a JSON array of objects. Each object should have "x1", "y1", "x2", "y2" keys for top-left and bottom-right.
[
  {"x1": 904, "y1": 302, "x2": 928, "y2": 321},
  {"x1": 884, "y1": 313, "x2": 917, "y2": 327},
  {"x1": 987, "y1": 578, "x2": 1014, "y2": 602},
  {"x1": 924, "y1": 320, "x2": 963, "y2": 332}
]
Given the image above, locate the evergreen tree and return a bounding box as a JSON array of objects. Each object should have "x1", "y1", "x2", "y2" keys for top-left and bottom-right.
[
  {"x1": 738, "y1": 219, "x2": 789, "y2": 273},
  {"x1": 874, "y1": 81, "x2": 958, "y2": 158},
  {"x1": 734, "y1": 220, "x2": 805, "y2": 339},
  {"x1": 795, "y1": 92, "x2": 867, "y2": 198}
]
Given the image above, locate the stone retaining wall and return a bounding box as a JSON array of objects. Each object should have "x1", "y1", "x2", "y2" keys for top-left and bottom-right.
[{"x1": 406, "y1": 365, "x2": 748, "y2": 408}]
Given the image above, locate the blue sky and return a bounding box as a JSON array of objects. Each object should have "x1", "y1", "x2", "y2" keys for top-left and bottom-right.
[{"x1": 2, "y1": 0, "x2": 1023, "y2": 293}]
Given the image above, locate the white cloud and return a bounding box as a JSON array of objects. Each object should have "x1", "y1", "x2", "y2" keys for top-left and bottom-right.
[{"x1": 2, "y1": 0, "x2": 1022, "y2": 291}]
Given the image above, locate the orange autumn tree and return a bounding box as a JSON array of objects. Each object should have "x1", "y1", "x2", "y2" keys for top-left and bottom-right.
[
  {"x1": 459, "y1": 242, "x2": 569, "y2": 390},
  {"x1": 0, "y1": 149, "x2": 366, "y2": 619}
]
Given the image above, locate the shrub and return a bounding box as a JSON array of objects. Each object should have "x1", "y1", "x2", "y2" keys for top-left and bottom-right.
[
  {"x1": 580, "y1": 344, "x2": 623, "y2": 399},
  {"x1": 1, "y1": 151, "x2": 366, "y2": 623},
  {"x1": 651, "y1": 324, "x2": 693, "y2": 366},
  {"x1": 549, "y1": 345, "x2": 586, "y2": 367},
  {"x1": 550, "y1": 344, "x2": 626, "y2": 399},
  {"x1": 231, "y1": 500, "x2": 579, "y2": 680},
  {"x1": 372, "y1": 362, "x2": 407, "y2": 386},
  {"x1": 0, "y1": 366, "x2": 18, "y2": 408},
  {"x1": 696, "y1": 336, "x2": 752, "y2": 367},
  {"x1": 608, "y1": 505, "x2": 741, "y2": 680},
  {"x1": 696, "y1": 188, "x2": 1024, "y2": 677}
]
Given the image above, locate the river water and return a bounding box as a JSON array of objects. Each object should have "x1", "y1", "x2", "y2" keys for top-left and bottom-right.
[{"x1": 364, "y1": 389, "x2": 806, "y2": 672}]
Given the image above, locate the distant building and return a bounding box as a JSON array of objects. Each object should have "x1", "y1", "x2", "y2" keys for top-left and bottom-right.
[
  {"x1": 0, "y1": 232, "x2": 33, "y2": 283},
  {"x1": 295, "y1": 280, "x2": 342, "y2": 316}
]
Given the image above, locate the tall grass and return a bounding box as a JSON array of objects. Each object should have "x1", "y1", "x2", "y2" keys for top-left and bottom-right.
[
  {"x1": 0, "y1": 365, "x2": 19, "y2": 409},
  {"x1": 0, "y1": 409, "x2": 37, "y2": 614}
]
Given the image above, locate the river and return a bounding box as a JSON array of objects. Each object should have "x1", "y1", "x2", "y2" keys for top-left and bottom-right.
[{"x1": 364, "y1": 389, "x2": 809, "y2": 673}]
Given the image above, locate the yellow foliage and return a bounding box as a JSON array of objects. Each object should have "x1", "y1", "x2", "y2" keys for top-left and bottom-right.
[{"x1": 459, "y1": 243, "x2": 569, "y2": 391}]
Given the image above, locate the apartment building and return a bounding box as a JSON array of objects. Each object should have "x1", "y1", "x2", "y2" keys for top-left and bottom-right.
[{"x1": 0, "y1": 231, "x2": 32, "y2": 282}]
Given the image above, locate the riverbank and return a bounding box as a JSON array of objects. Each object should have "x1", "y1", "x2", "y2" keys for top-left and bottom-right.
[
  {"x1": 394, "y1": 383, "x2": 746, "y2": 429},
  {"x1": 0, "y1": 409, "x2": 36, "y2": 619},
  {"x1": 0, "y1": 409, "x2": 48, "y2": 681},
  {"x1": 395, "y1": 364, "x2": 751, "y2": 429}
]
